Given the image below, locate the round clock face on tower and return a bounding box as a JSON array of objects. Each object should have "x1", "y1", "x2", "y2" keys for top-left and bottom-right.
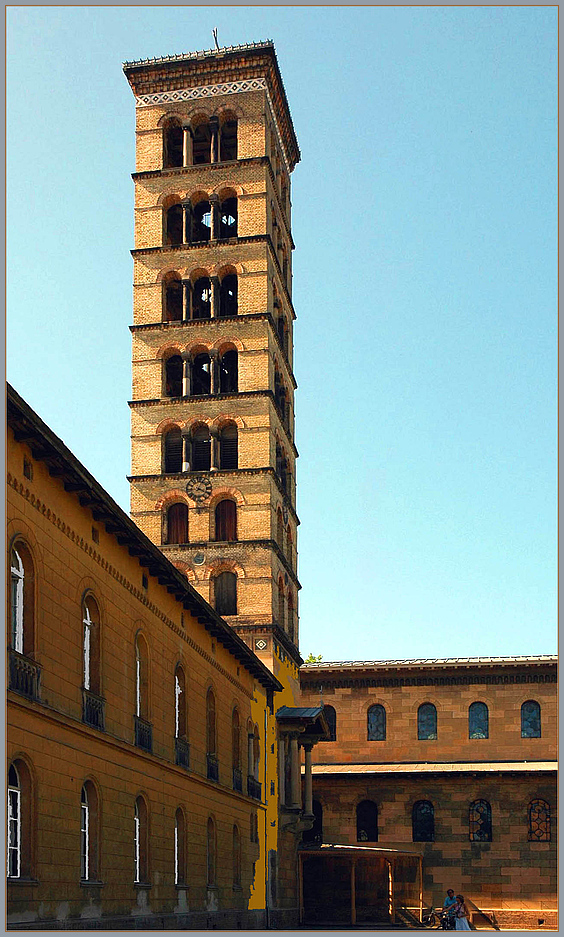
[{"x1": 185, "y1": 477, "x2": 212, "y2": 502}]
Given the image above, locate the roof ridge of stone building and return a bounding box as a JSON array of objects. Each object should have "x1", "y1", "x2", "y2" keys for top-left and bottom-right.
[
  {"x1": 302, "y1": 655, "x2": 557, "y2": 669},
  {"x1": 123, "y1": 40, "x2": 275, "y2": 69}
]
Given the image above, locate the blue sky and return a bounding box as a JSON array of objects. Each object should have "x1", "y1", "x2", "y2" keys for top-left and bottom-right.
[{"x1": 7, "y1": 6, "x2": 557, "y2": 661}]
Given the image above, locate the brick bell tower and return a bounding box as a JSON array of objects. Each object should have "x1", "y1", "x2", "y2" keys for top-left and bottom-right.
[{"x1": 124, "y1": 42, "x2": 301, "y2": 680}]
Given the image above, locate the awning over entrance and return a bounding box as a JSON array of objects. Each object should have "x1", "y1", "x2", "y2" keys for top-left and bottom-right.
[{"x1": 299, "y1": 844, "x2": 423, "y2": 928}]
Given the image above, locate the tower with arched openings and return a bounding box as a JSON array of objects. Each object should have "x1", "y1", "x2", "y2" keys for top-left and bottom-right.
[{"x1": 125, "y1": 43, "x2": 301, "y2": 684}]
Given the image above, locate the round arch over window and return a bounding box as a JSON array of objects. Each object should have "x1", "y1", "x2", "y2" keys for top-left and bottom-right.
[
  {"x1": 367, "y1": 704, "x2": 386, "y2": 741},
  {"x1": 417, "y1": 703, "x2": 437, "y2": 740}
]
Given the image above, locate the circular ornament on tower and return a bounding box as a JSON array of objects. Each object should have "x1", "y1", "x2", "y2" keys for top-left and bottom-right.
[{"x1": 185, "y1": 476, "x2": 212, "y2": 502}]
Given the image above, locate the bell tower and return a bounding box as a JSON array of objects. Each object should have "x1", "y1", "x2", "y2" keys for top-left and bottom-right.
[{"x1": 124, "y1": 42, "x2": 301, "y2": 679}]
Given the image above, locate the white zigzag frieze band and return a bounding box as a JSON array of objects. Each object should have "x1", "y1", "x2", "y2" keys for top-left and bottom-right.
[{"x1": 134, "y1": 78, "x2": 267, "y2": 108}]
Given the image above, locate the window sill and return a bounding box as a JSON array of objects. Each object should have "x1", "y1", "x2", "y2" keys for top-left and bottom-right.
[
  {"x1": 175, "y1": 883, "x2": 189, "y2": 890},
  {"x1": 134, "y1": 882, "x2": 151, "y2": 890},
  {"x1": 80, "y1": 879, "x2": 104, "y2": 888},
  {"x1": 7, "y1": 877, "x2": 39, "y2": 886}
]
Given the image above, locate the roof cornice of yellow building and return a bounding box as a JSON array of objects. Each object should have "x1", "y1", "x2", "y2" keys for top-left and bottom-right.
[{"x1": 7, "y1": 382, "x2": 283, "y2": 695}]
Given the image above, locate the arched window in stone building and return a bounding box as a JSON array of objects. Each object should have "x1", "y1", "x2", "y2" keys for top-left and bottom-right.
[
  {"x1": 417, "y1": 703, "x2": 437, "y2": 740},
  {"x1": 192, "y1": 200, "x2": 212, "y2": 242},
  {"x1": 219, "y1": 197, "x2": 238, "y2": 238},
  {"x1": 164, "y1": 355, "x2": 183, "y2": 397},
  {"x1": 219, "y1": 422, "x2": 238, "y2": 470},
  {"x1": 232, "y1": 708, "x2": 242, "y2": 792},
  {"x1": 134, "y1": 795, "x2": 149, "y2": 883},
  {"x1": 175, "y1": 807, "x2": 187, "y2": 885},
  {"x1": 206, "y1": 689, "x2": 219, "y2": 781},
  {"x1": 521, "y1": 700, "x2": 541, "y2": 738},
  {"x1": 215, "y1": 499, "x2": 237, "y2": 542},
  {"x1": 528, "y1": 799, "x2": 550, "y2": 841},
  {"x1": 469, "y1": 799, "x2": 492, "y2": 842},
  {"x1": 193, "y1": 122, "x2": 211, "y2": 164},
  {"x1": 174, "y1": 664, "x2": 187, "y2": 741},
  {"x1": 468, "y1": 701, "x2": 489, "y2": 739},
  {"x1": 367, "y1": 704, "x2": 386, "y2": 741},
  {"x1": 214, "y1": 571, "x2": 237, "y2": 616},
  {"x1": 191, "y1": 425, "x2": 211, "y2": 471},
  {"x1": 7, "y1": 759, "x2": 34, "y2": 881},
  {"x1": 323, "y1": 705, "x2": 336, "y2": 742},
  {"x1": 191, "y1": 353, "x2": 211, "y2": 396},
  {"x1": 163, "y1": 118, "x2": 183, "y2": 168},
  {"x1": 219, "y1": 274, "x2": 238, "y2": 317},
  {"x1": 192, "y1": 277, "x2": 212, "y2": 320},
  {"x1": 220, "y1": 115, "x2": 237, "y2": 161},
  {"x1": 232, "y1": 825, "x2": 241, "y2": 887},
  {"x1": 165, "y1": 503, "x2": 188, "y2": 545},
  {"x1": 357, "y1": 800, "x2": 378, "y2": 842},
  {"x1": 163, "y1": 274, "x2": 183, "y2": 322},
  {"x1": 206, "y1": 817, "x2": 217, "y2": 884},
  {"x1": 80, "y1": 780, "x2": 100, "y2": 882},
  {"x1": 412, "y1": 800, "x2": 434, "y2": 842},
  {"x1": 82, "y1": 595, "x2": 102, "y2": 728},
  {"x1": 165, "y1": 203, "x2": 183, "y2": 246},
  {"x1": 10, "y1": 541, "x2": 35, "y2": 658},
  {"x1": 219, "y1": 348, "x2": 238, "y2": 393},
  {"x1": 164, "y1": 428, "x2": 182, "y2": 474}
]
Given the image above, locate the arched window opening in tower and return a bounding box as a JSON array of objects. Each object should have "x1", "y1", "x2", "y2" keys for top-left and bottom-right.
[
  {"x1": 219, "y1": 349, "x2": 238, "y2": 393},
  {"x1": 165, "y1": 355, "x2": 183, "y2": 397},
  {"x1": 192, "y1": 353, "x2": 211, "y2": 396},
  {"x1": 367, "y1": 704, "x2": 386, "y2": 741},
  {"x1": 219, "y1": 422, "x2": 238, "y2": 470},
  {"x1": 193, "y1": 122, "x2": 211, "y2": 165},
  {"x1": 164, "y1": 428, "x2": 182, "y2": 474},
  {"x1": 164, "y1": 276, "x2": 183, "y2": 322},
  {"x1": 192, "y1": 278, "x2": 211, "y2": 320},
  {"x1": 220, "y1": 117, "x2": 237, "y2": 162},
  {"x1": 165, "y1": 203, "x2": 183, "y2": 246},
  {"x1": 219, "y1": 274, "x2": 238, "y2": 317},
  {"x1": 276, "y1": 508, "x2": 283, "y2": 549},
  {"x1": 215, "y1": 499, "x2": 237, "y2": 542},
  {"x1": 163, "y1": 118, "x2": 183, "y2": 168},
  {"x1": 214, "y1": 571, "x2": 237, "y2": 616},
  {"x1": 166, "y1": 503, "x2": 188, "y2": 544},
  {"x1": 219, "y1": 198, "x2": 238, "y2": 238},
  {"x1": 277, "y1": 315, "x2": 289, "y2": 357},
  {"x1": 191, "y1": 425, "x2": 211, "y2": 471},
  {"x1": 356, "y1": 800, "x2": 378, "y2": 842},
  {"x1": 192, "y1": 200, "x2": 212, "y2": 242},
  {"x1": 412, "y1": 800, "x2": 434, "y2": 842}
]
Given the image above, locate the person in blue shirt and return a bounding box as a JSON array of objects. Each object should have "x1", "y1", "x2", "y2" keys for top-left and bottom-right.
[{"x1": 442, "y1": 890, "x2": 457, "y2": 929}]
